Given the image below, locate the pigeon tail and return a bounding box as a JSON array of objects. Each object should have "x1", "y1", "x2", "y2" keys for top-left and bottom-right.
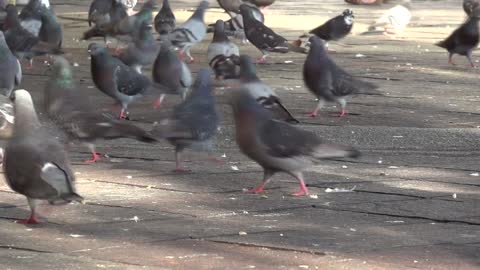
[
  {"x1": 311, "y1": 143, "x2": 360, "y2": 161},
  {"x1": 287, "y1": 43, "x2": 308, "y2": 54}
]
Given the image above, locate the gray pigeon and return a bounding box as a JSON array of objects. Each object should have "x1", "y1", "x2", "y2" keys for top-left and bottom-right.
[
  {"x1": 154, "y1": 0, "x2": 176, "y2": 39},
  {"x1": 0, "y1": 31, "x2": 22, "y2": 97},
  {"x1": 217, "y1": 0, "x2": 243, "y2": 17},
  {"x1": 239, "y1": 55, "x2": 298, "y2": 123},
  {"x1": 116, "y1": 22, "x2": 159, "y2": 73},
  {"x1": 37, "y1": 5, "x2": 62, "y2": 50},
  {"x1": 152, "y1": 41, "x2": 192, "y2": 108},
  {"x1": 44, "y1": 56, "x2": 157, "y2": 163},
  {"x1": 0, "y1": 93, "x2": 14, "y2": 139},
  {"x1": 151, "y1": 69, "x2": 219, "y2": 172},
  {"x1": 88, "y1": 42, "x2": 152, "y2": 119},
  {"x1": 19, "y1": 0, "x2": 51, "y2": 37},
  {"x1": 464, "y1": 0, "x2": 480, "y2": 17},
  {"x1": 169, "y1": 0, "x2": 209, "y2": 63},
  {"x1": 229, "y1": 89, "x2": 359, "y2": 196},
  {"x1": 207, "y1": 20, "x2": 240, "y2": 79},
  {"x1": 88, "y1": 0, "x2": 128, "y2": 29},
  {"x1": 4, "y1": 89, "x2": 83, "y2": 224},
  {"x1": 303, "y1": 36, "x2": 380, "y2": 118}
]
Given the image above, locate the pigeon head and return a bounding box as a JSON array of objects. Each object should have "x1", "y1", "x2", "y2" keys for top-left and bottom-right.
[
  {"x1": 192, "y1": 1, "x2": 209, "y2": 20},
  {"x1": 187, "y1": 68, "x2": 213, "y2": 100},
  {"x1": 87, "y1": 43, "x2": 107, "y2": 56},
  {"x1": 11, "y1": 89, "x2": 41, "y2": 132},
  {"x1": 239, "y1": 55, "x2": 259, "y2": 82},
  {"x1": 213, "y1": 20, "x2": 229, "y2": 42},
  {"x1": 342, "y1": 9, "x2": 354, "y2": 25}
]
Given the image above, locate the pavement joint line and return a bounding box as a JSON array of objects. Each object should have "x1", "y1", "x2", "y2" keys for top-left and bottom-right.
[
  {"x1": 84, "y1": 201, "x2": 199, "y2": 218},
  {"x1": 0, "y1": 245, "x2": 53, "y2": 254}
]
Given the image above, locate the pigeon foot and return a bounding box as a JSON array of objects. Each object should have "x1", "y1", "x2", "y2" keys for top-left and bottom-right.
[
  {"x1": 84, "y1": 152, "x2": 102, "y2": 163},
  {"x1": 244, "y1": 186, "x2": 266, "y2": 194},
  {"x1": 16, "y1": 216, "x2": 40, "y2": 224},
  {"x1": 305, "y1": 112, "x2": 318, "y2": 118}
]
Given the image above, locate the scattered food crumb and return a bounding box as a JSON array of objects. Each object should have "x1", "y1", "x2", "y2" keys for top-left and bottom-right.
[
  {"x1": 239, "y1": 231, "x2": 247, "y2": 235},
  {"x1": 309, "y1": 194, "x2": 318, "y2": 199},
  {"x1": 469, "y1": 172, "x2": 479, "y2": 176},
  {"x1": 350, "y1": 228, "x2": 357, "y2": 232},
  {"x1": 231, "y1": 165, "x2": 239, "y2": 171},
  {"x1": 325, "y1": 186, "x2": 356, "y2": 193},
  {"x1": 126, "y1": 175, "x2": 132, "y2": 179},
  {"x1": 284, "y1": 60, "x2": 293, "y2": 63},
  {"x1": 355, "y1": 53, "x2": 365, "y2": 58},
  {"x1": 452, "y1": 193, "x2": 457, "y2": 199},
  {"x1": 69, "y1": 234, "x2": 84, "y2": 238},
  {"x1": 341, "y1": 165, "x2": 348, "y2": 169}
]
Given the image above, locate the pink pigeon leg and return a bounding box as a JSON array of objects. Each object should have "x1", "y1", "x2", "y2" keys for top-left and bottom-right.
[
  {"x1": 16, "y1": 199, "x2": 41, "y2": 224},
  {"x1": 448, "y1": 53, "x2": 456, "y2": 66},
  {"x1": 256, "y1": 55, "x2": 268, "y2": 64},
  {"x1": 245, "y1": 170, "x2": 273, "y2": 194},
  {"x1": 173, "y1": 150, "x2": 190, "y2": 172},
  {"x1": 291, "y1": 172, "x2": 309, "y2": 196},
  {"x1": 153, "y1": 94, "x2": 166, "y2": 109},
  {"x1": 306, "y1": 99, "x2": 325, "y2": 118},
  {"x1": 84, "y1": 144, "x2": 101, "y2": 163}
]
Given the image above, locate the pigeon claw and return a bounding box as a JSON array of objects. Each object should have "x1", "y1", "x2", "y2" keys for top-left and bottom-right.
[
  {"x1": 291, "y1": 190, "x2": 308, "y2": 196},
  {"x1": 173, "y1": 167, "x2": 190, "y2": 173},
  {"x1": 256, "y1": 56, "x2": 267, "y2": 64},
  {"x1": 16, "y1": 216, "x2": 40, "y2": 224},
  {"x1": 306, "y1": 112, "x2": 318, "y2": 118},
  {"x1": 84, "y1": 152, "x2": 102, "y2": 163},
  {"x1": 244, "y1": 187, "x2": 266, "y2": 194}
]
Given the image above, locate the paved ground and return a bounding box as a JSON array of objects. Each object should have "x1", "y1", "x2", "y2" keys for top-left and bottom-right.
[{"x1": 0, "y1": 0, "x2": 479, "y2": 269}]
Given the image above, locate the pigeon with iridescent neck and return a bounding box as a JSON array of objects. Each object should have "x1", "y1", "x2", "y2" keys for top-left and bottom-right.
[{"x1": 4, "y1": 89, "x2": 83, "y2": 224}]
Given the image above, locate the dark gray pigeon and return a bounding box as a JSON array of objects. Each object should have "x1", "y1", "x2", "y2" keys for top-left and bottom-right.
[
  {"x1": 169, "y1": 0, "x2": 209, "y2": 63},
  {"x1": 116, "y1": 22, "x2": 159, "y2": 73},
  {"x1": 229, "y1": 89, "x2": 359, "y2": 196},
  {"x1": 308, "y1": 9, "x2": 354, "y2": 43},
  {"x1": 37, "y1": 5, "x2": 62, "y2": 50},
  {"x1": 19, "y1": 0, "x2": 51, "y2": 37},
  {"x1": 151, "y1": 69, "x2": 219, "y2": 172},
  {"x1": 154, "y1": 0, "x2": 176, "y2": 39},
  {"x1": 44, "y1": 56, "x2": 157, "y2": 163},
  {"x1": 88, "y1": 42, "x2": 152, "y2": 119},
  {"x1": 152, "y1": 41, "x2": 192, "y2": 108},
  {"x1": 303, "y1": 36, "x2": 380, "y2": 118},
  {"x1": 435, "y1": 13, "x2": 480, "y2": 68},
  {"x1": 207, "y1": 20, "x2": 240, "y2": 79},
  {"x1": 239, "y1": 4, "x2": 304, "y2": 63},
  {"x1": 4, "y1": 89, "x2": 83, "y2": 224},
  {"x1": 217, "y1": 0, "x2": 243, "y2": 17},
  {"x1": 239, "y1": 55, "x2": 298, "y2": 123},
  {"x1": 88, "y1": 0, "x2": 128, "y2": 29},
  {"x1": 464, "y1": 0, "x2": 480, "y2": 17},
  {"x1": 0, "y1": 31, "x2": 22, "y2": 97},
  {"x1": 0, "y1": 93, "x2": 14, "y2": 139}
]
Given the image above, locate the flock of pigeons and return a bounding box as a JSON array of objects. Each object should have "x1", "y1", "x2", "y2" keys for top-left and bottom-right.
[{"x1": 0, "y1": 0, "x2": 477, "y2": 224}]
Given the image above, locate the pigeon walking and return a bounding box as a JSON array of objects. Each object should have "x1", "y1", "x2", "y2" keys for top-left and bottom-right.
[
  {"x1": 303, "y1": 36, "x2": 380, "y2": 117},
  {"x1": 435, "y1": 13, "x2": 480, "y2": 68},
  {"x1": 0, "y1": 31, "x2": 22, "y2": 97},
  {"x1": 151, "y1": 69, "x2": 219, "y2": 172},
  {"x1": 169, "y1": 0, "x2": 209, "y2": 63},
  {"x1": 239, "y1": 55, "x2": 298, "y2": 123},
  {"x1": 208, "y1": 20, "x2": 240, "y2": 79},
  {"x1": 229, "y1": 89, "x2": 359, "y2": 196},
  {"x1": 4, "y1": 89, "x2": 83, "y2": 224},
  {"x1": 152, "y1": 41, "x2": 192, "y2": 108},
  {"x1": 207, "y1": 5, "x2": 264, "y2": 42},
  {"x1": 154, "y1": 0, "x2": 176, "y2": 39},
  {"x1": 88, "y1": 42, "x2": 152, "y2": 119},
  {"x1": 44, "y1": 56, "x2": 157, "y2": 163},
  {"x1": 309, "y1": 9, "x2": 354, "y2": 43}
]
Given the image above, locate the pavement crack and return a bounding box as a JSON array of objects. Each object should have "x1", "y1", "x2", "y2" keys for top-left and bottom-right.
[{"x1": 0, "y1": 245, "x2": 53, "y2": 254}]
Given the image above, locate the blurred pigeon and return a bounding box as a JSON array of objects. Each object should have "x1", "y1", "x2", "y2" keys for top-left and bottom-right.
[
  {"x1": 240, "y1": 4, "x2": 305, "y2": 63},
  {"x1": 0, "y1": 93, "x2": 14, "y2": 139},
  {"x1": 44, "y1": 56, "x2": 157, "y2": 163},
  {"x1": 88, "y1": 42, "x2": 152, "y2": 119},
  {"x1": 208, "y1": 20, "x2": 240, "y2": 79},
  {"x1": 37, "y1": 6, "x2": 62, "y2": 50},
  {"x1": 229, "y1": 89, "x2": 359, "y2": 196},
  {"x1": 118, "y1": 0, "x2": 138, "y2": 14},
  {"x1": 436, "y1": 14, "x2": 480, "y2": 68},
  {"x1": 151, "y1": 69, "x2": 219, "y2": 172},
  {"x1": 207, "y1": 5, "x2": 264, "y2": 42},
  {"x1": 154, "y1": 0, "x2": 176, "y2": 38},
  {"x1": 309, "y1": 9, "x2": 354, "y2": 43},
  {"x1": 88, "y1": 0, "x2": 128, "y2": 28},
  {"x1": 217, "y1": 0, "x2": 243, "y2": 17},
  {"x1": 464, "y1": 0, "x2": 480, "y2": 17},
  {"x1": 116, "y1": 22, "x2": 159, "y2": 73},
  {"x1": 0, "y1": 31, "x2": 21, "y2": 97},
  {"x1": 303, "y1": 36, "x2": 380, "y2": 117},
  {"x1": 19, "y1": 0, "x2": 51, "y2": 37},
  {"x1": 239, "y1": 55, "x2": 298, "y2": 123},
  {"x1": 4, "y1": 89, "x2": 83, "y2": 224},
  {"x1": 152, "y1": 41, "x2": 192, "y2": 108},
  {"x1": 169, "y1": 0, "x2": 209, "y2": 63},
  {"x1": 368, "y1": 0, "x2": 411, "y2": 36}
]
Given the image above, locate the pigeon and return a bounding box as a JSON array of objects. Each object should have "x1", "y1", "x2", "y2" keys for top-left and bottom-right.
[
  {"x1": 4, "y1": 89, "x2": 83, "y2": 224},
  {"x1": 240, "y1": 4, "x2": 304, "y2": 63},
  {"x1": 239, "y1": 55, "x2": 298, "y2": 123},
  {"x1": 229, "y1": 89, "x2": 359, "y2": 196},
  {"x1": 118, "y1": 0, "x2": 138, "y2": 15},
  {"x1": 464, "y1": 0, "x2": 480, "y2": 17},
  {"x1": 151, "y1": 69, "x2": 219, "y2": 172},
  {"x1": 435, "y1": 13, "x2": 480, "y2": 68},
  {"x1": 207, "y1": 5, "x2": 264, "y2": 42},
  {"x1": 0, "y1": 93, "x2": 14, "y2": 139},
  {"x1": 37, "y1": 6, "x2": 63, "y2": 50},
  {"x1": 208, "y1": 20, "x2": 240, "y2": 79},
  {"x1": 217, "y1": 0, "x2": 243, "y2": 17},
  {"x1": 19, "y1": 0, "x2": 51, "y2": 37},
  {"x1": 303, "y1": 36, "x2": 380, "y2": 117},
  {"x1": 88, "y1": 0, "x2": 128, "y2": 28},
  {"x1": 169, "y1": 0, "x2": 209, "y2": 63},
  {"x1": 368, "y1": 0, "x2": 411, "y2": 36},
  {"x1": 116, "y1": 22, "x2": 159, "y2": 73},
  {"x1": 152, "y1": 41, "x2": 192, "y2": 108},
  {"x1": 44, "y1": 56, "x2": 157, "y2": 163},
  {"x1": 0, "y1": 31, "x2": 22, "y2": 97},
  {"x1": 243, "y1": 0, "x2": 275, "y2": 9},
  {"x1": 308, "y1": 9, "x2": 354, "y2": 43},
  {"x1": 88, "y1": 42, "x2": 152, "y2": 119},
  {"x1": 154, "y1": 0, "x2": 176, "y2": 39}
]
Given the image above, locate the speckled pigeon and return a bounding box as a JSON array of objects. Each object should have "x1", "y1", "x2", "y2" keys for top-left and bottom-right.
[
  {"x1": 4, "y1": 89, "x2": 83, "y2": 224},
  {"x1": 0, "y1": 31, "x2": 21, "y2": 97},
  {"x1": 208, "y1": 20, "x2": 240, "y2": 79},
  {"x1": 154, "y1": 0, "x2": 176, "y2": 39},
  {"x1": 229, "y1": 89, "x2": 359, "y2": 196}
]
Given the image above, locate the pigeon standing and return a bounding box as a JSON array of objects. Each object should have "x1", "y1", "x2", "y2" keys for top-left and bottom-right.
[
  {"x1": 44, "y1": 56, "x2": 157, "y2": 163},
  {"x1": 208, "y1": 20, "x2": 240, "y2": 79},
  {"x1": 154, "y1": 0, "x2": 176, "y2": 39},
  {"x1": 229, "y1": 89, "x2": 359, "y2": 196},
  {"x1": 308, "y1": 9, "x2": 354, "y2": 43},
  {"x1": 19, "y1": 0, "x2": 51, "y2": 37},
  {"x1": 169, "y1": 0, "x2": 209, "y2": 63},
  {"x1": 238, "y1": 55, "x2": 298, "y2": 123},
  {"x1": 435, "y1": 13, "x2": 480, "y2": 68},
  {"x1": 116, "y1": 22, "x2": 159, "y2": 73},
  {"x1": 4, "y1": 89, "x2": 83, "y2": 224},
  {"x1": 240, "y1": 4, "x2": 303, "y2": 63},
  {"x1": 88, "y1": 0, "x2": 128, "y2": 29},
  {"x1": 37, "y1": 6, "x2": 63, "y2": 50},
  {"x1": 152, "y1": 41, "x2": 192, "y2": 108},
  {"x1": 88, "y1": 42, "x2": 152, "y2": 119},
  {"x1": 151, "y1": 69, "x2": 219, "y2": 172},
  {"x1": 303, "y1": 36, "x2": 380, "y2": 117},
  {"x1": 0, "y1": 31, "x2": 22, "y2": 97}
]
